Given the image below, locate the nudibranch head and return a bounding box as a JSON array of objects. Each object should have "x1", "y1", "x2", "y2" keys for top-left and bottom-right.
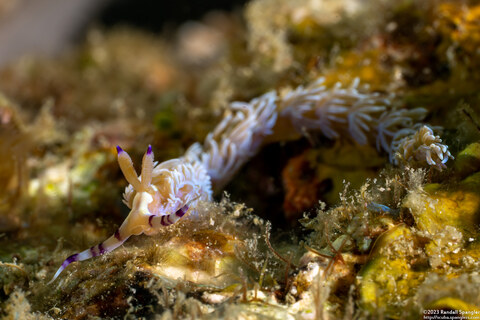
[
  {"x1": 117, "y1": 145, "x2": 213, "y2": 237},
  {"x1": 50, "y1": 145, "x2": 212, "y2": 283}
]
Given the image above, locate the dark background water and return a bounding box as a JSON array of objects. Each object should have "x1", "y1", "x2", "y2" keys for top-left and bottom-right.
[
  {"x1": 98, "y1": 0, "x2": 248, "y2": 32},
  {"x1": 0, "y1": 0, "x2": 248, "y2": 66}
]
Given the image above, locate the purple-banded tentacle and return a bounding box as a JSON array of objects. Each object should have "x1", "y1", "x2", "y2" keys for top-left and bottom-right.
[
  {"x1": 50, "y1": 204, "x2": 189, "y2": 283},
  {"x1": 149, "y1": 204, "x2": 190, "y2": 228},
  {"x1": 49, "y1": 229, "x2": 130, "y2": 283}
]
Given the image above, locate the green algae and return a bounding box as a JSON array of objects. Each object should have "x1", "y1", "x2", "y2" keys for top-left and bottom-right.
[
  {"x1": 406, "y1": 172, "x2": 480, "y2": 237},
  {"x1": 355, "y1": 149, "x2": 480, "y2": 318},
  {"x1": 455, "y1": 142, "x2": 480, "y2": 178},
  {"x1": 358, "y1": 225, "x2": 427, "y2": 317},
  {"x1": 426, "y1": 297, "x2": 480, "y2": 314}
]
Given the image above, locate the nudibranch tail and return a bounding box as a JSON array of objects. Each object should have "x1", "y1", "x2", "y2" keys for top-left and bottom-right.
[{"x1": 49, "y1": 230, "x2": 130, "y2": 284}]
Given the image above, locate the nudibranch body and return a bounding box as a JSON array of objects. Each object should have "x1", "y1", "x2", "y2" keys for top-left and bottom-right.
[{"x1": 51, "y1": 77, "x2": 453, "y2": 282}]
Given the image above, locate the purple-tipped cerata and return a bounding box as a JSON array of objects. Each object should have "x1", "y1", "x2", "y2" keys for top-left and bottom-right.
[
  {"x1": 147, "y1": 145, "x2": 152, "y2": 156},
  {"x1": 116, "y1": 145, "x2": 124, "y2": 154}
]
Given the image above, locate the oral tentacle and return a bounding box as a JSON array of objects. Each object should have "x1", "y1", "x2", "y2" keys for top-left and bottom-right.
[
  {"x1": 48, "y1": 230, "x2": 130, "y2": 284},
  {"x1": 49, "y1": 187, "x2": 155, "y2": 283}
]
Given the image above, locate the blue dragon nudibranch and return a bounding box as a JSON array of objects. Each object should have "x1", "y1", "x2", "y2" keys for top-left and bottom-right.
[{"x1": 50, "y1": 77, "x2": 453, "y2": 282}]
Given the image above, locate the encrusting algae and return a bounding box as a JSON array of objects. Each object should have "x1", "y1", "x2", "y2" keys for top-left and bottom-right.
[{"x1": 1, "y1": 0, "x2": 480, "y2": 319}]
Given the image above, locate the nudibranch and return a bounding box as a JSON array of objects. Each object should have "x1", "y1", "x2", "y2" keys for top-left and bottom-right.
[
  {"x1": 50, "y1": 77, "x2": 452, "y2": 282},
  {"x1": 50, "y1": 145, "x2": 212, "y2": 282}
]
